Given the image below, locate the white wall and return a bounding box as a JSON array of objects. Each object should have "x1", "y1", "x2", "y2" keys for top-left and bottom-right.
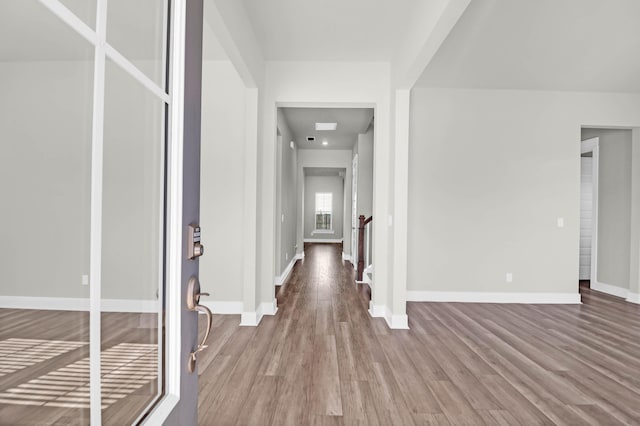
[
  {"x1": 356, "y1": 126, "x2": 374, "y2": 218},
  {"x1": 581, "y1": 129, "x2": 632, "y2": 291},
  {"x1": 0, "y1": 60, "x2": 164, "y2": 303},
  {"x1": 200, "y1": 60, "x2": 246, "y2": 306},
  {"x1": 102, "y1": 60, "x2": 164, "y2": 302},
  {"x1": 408, "y1": 88, "x2": 640, "y2": 300},
  {"x1": 303, "y1": 176, "x2": 344, "y2": 240},
  {"x1": 0, "y1": 61, "x2": 92, "y2": 299},
  {"x1": 275, "y1": 112, "x2": 298, "y2": 276}
]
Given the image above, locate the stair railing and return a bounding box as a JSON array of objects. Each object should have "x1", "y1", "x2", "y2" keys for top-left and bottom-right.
[{"x1": 357, "y1": 215, "x2": 372, "y2": 281}]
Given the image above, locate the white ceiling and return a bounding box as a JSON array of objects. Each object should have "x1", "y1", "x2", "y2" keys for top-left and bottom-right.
[
  {"x1": 280, "y1": 107, "x2": 373, "y2": 150},
  {"x1": 416, "y1": 0, "x2": 640, "y2": 92},
  {"x1": 242, "y1": 0, "x2": 421, "y2": 61}
]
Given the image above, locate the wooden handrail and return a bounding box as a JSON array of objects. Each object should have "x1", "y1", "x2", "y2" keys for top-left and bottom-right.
[{"x1": 357, "y1": 215, "x2": 372, "y2": 281}]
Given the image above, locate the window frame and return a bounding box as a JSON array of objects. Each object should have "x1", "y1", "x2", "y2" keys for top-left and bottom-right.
[{"x1": 314, "y1": 192, "x2": 333, "y2": 231}]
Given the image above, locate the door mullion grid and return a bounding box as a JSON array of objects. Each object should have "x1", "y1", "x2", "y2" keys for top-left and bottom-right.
[
  {"x1": 104, "y1": 44, "x2": 170, "y2": 103},
  {"x1": 89, "y1": 0, "x2": 108, "y2": 423},
  {"x1": 35, "y1": 0, "x2": 178, "y2": 422}
]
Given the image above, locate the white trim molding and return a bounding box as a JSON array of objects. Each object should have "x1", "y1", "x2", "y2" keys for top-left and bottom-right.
[
  {"x1": 296, "y1": 252, "x2": 305, "y2": 260},
  {"x1": 311, "y1": 229, "x2": 335, "y2": 235},
  {"x1": 390, "y1": 314, "x2": 409, "y2": 330},
  {"x1": 368, "y1": 303, "x2": 409, "y2": 330},
  {"x1": 406, "y1": 291, "x2": 581, "y2": 304},
  {"x1": 261, "y1": 299, "x2": 278, "y2": 316},
  {"x1": 0, "y1": 296, "x2": 160, "y2": 313},
  {"x1": 591, "y1": 281, "x2": 629, "y2": 299},
  {"x1": 241, "y1": 299, "x2": 279, "y2": 327},
  {"x1": 627, "y1": 291, "x2": 640, "y2": 304},
  {"x1": 342, "y1": 252, "x2": 352, "y2": 262},
  {"x1": 240, "y1": 311, "x2": 259, "y2": 327},
  {"x1": 304, "y1": 238, "x2": 343, "y2": 243},
  {"x1": 275, "y1": 257, "x2": 298, "y2": 286},
  {"x1": 200, "y1": 301, "x2": 243, "y2": 315},
  {"x1": 582, "y1": 137, "x2": 600, "y2": 285},
  {"x1": 592, "y1": 281, "x2": 640, "y2": 304}
]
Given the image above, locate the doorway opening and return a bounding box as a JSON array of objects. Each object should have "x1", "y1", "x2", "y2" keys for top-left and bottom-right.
[
  {"x1": 580, "y1": 127, "x2": 636, "y2": 301},
  {"x1": 274, "y1": 106, "x2": 374, "y2": 293}
]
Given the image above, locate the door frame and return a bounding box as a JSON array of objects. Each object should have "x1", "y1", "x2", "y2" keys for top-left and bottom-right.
[
  {"x1": 144, "y1": 0, "x2": 203, "y2": 423},
  {"x1": 581, "y1": 137, "x2": 600, "y2": 288},
  {"x1": 351, "y1": 154, "x2": 359, "y2": 270},
  {"x1": 38, "y1": 0, "x2": 194, "y2": 423}
]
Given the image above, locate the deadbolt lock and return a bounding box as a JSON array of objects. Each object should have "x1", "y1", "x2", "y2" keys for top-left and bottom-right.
[{"x1": 187, "y1": 223, "x2": 204, "y2": 260}]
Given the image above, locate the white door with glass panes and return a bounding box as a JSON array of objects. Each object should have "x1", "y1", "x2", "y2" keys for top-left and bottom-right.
[{"x1": 0, "y1": 1, "x2": 203, "y2": 424}]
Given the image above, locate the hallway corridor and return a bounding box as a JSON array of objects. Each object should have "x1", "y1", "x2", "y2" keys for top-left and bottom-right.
[{"x1": 197, "y1": 243, "x2": 640, "y2": 425}]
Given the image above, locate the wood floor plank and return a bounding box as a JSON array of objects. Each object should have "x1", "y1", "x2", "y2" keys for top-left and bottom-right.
[
  {"x1": 4, "y1": 244, "x2": 640, "y2": 424},
  {"x1": 195, "y1": 244, "x2": 640, "y2": 425}
]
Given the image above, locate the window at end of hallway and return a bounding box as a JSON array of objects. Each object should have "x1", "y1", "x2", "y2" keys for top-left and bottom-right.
[{"x1": 315, "y1": 192, "x2": 332, "y2": 231}]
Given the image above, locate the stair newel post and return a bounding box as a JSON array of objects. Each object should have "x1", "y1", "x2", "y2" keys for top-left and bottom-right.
[{"x1": 357, "y1": 215, "x2": 365, "y2": 281}]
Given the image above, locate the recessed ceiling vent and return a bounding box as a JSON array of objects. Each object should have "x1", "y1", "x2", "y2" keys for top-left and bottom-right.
[{"x1": 306, "y1": 136, "x2": 315, "y2": 142}]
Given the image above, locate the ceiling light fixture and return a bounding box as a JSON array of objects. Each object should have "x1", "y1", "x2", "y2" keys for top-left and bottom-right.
[
  {"x1": 322, "y1": 141, "x2": 329, "y2": 146},
  {"x1": 315, "y1": 122, "x2": 337, "y2": 131}
]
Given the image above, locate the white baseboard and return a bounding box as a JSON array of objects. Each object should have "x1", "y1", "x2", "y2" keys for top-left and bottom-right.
[
  {"x1": 342, "y1": 252, "x2": 352, "y2": 262},
  {"x1": 389, "y1": 314, "x2": 409, "y2": 329},
  {"x1": 369, "y1": 302, "x2": 386, "y2": 318},
  {"x1": 275, "y1": 257, "x2": 297, "y2": 286},
  {"x1": 200, "y1": 301, "x2": 242, "y2": 315},
  {"x1": 303, "y1": 238, "x2": 343, "y2": 243},
  {"x1": 406, "y1": 291, "x2": 581, "y2": 304},
  {"x1": 626, "y1": 291, "x2": 640, "y2": 304},
  {"x1": 242, "y1": 298, "x2": 278, "y2": 327},
  {"x1": 296, "y1": 252, "x2": 305, "y2": 260},
  {"x1": 592, "y1": 281, "x2": 640, "y2": 304},
  {"x1": 591, "y1": 281, "x2": 629, "y2": 299},
  {"x1": 260, "y1": 298, "x2": 278, "y2": 316},
  {"x1": 368, "y1": 303, "x2": 409, "y2": 329},
  {"x1": 240, "y1": 311, "x2": 259, "y2": 326},
  {"x1": 0, "y1": 296, "x2": 159, "y2": 313}
]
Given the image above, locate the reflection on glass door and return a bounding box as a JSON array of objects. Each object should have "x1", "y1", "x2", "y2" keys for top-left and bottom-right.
[
  {"x1": 0, "y1": 0, "x2": 170, "y2": 424},
  {"x1": 100, "y1": 57, "x2": 165, "y2": 424},
  {"x1": 0, "y1": 1, "x2": 94, "y2": 423}
]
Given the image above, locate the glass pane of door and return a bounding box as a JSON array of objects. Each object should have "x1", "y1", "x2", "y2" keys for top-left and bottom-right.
[
  {"x1": 107, "y1": 0, "x2": 169, "y2": 89},
  {"x1": 58, "y1": 0, "x2": 98, "y2": 29},
  {"x1": 101, "y1": 58, "x2": 165, "y2": 424},
  {"x1": 0, "y1": 1, "x2": 94, "y2": 424}
]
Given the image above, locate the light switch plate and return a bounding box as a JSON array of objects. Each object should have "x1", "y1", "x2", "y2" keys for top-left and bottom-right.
[{"x1": 557, "y1": 217, "x2": 564, "y2": 228}]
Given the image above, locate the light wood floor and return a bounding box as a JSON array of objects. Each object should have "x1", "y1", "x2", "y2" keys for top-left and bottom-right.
[{"x1": 198, "y1": 243, "x2": 640, "y2": 425}]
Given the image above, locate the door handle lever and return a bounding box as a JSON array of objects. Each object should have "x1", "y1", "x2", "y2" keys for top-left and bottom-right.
[{"x1": 186, "y1": 276, "x2": 213, "y2": 373}]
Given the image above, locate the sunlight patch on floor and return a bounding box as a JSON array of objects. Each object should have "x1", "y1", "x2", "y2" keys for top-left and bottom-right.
[
  {"x1": 0, "y1": 338, "x2": 86, "y2": 377},
  {"x1": 0, "y1": 342, "x2": 157, "y2": 409}
]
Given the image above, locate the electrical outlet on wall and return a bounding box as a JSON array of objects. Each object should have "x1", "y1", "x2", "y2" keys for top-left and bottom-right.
[
  {"x1": 82, "y1": 274, "x2": 89, "y2": 286},
  {"x1": 286, "y1": 252, "x2": 289, "y2": 261},
  {"x1": 506, "y1": 273, "x2": 513, "y2": 283}
]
